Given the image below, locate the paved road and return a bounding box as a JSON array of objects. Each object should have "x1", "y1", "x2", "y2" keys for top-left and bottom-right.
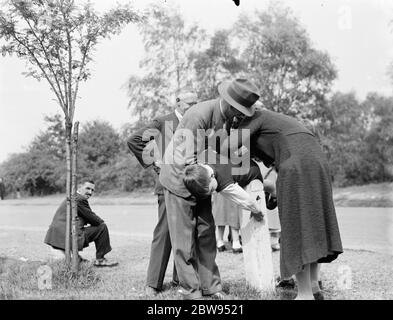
[{"x1": 0, "y1": 203, "x2": 392, "y2": 255}]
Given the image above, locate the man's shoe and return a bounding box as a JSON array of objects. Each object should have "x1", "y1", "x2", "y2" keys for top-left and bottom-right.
[
  {"x1": 145, "y1": 286, "x2": 159, "y2": 296},
  {"x1": 93, "y1": 258, "x2": 119, "y2": 267}
]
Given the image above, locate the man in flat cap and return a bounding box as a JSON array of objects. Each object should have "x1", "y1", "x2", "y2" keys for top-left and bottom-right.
[
  {"x1": 159, "y1": 79, "x2": 260, "y2": 300},
  {"x1": 127, "y1": 90, "x2": 198, "y2": 295}
]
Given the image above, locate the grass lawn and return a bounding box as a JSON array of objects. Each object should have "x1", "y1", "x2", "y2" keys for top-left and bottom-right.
[{"x1": 1, "y1": 235, "x2": 392, "y2": 300}]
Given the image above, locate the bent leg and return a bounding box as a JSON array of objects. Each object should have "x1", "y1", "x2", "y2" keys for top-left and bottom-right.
[{"x1": 84, "y1": 224, "x2": 112, "y2": 259}]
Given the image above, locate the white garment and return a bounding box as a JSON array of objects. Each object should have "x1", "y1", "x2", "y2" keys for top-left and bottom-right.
[
  {"x1": 174, "y1": 109, "x2": 183, "y2": 122},
  {"x1": 219, "y1": 183, "x2": 261, "y2": 213}
]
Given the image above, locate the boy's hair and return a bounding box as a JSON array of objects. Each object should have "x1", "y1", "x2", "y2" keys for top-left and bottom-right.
[{"x1": 183, "y1": 165, "x2": 211, "y2": 198}]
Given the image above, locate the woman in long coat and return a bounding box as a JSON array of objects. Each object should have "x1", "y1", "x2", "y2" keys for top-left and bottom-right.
[{"x1": 225, "y1": 107, "x2": 343, "y2": 300}]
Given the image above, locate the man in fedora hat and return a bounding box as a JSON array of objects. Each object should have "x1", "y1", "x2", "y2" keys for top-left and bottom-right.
[
  {"x1": 159, "y1": 78, "x2": 260, "y2": 300},
  {"x1": 127, "y1": 90, "x2": 198, "y2": 296}
]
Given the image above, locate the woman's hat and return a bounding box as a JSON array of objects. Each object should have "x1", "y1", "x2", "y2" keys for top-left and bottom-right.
[{"x1": 218, "y1": 79, "x2": 260, "y2": 117}]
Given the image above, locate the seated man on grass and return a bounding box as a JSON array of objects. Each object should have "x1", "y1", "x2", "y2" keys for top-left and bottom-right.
[{"x1": 44, "y1": 179, "x2": 118, "y2": 267}]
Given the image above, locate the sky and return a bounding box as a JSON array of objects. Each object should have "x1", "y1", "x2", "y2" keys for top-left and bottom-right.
[{"x1": 1, "y1": 0, "x2": 393, "y2": 162}]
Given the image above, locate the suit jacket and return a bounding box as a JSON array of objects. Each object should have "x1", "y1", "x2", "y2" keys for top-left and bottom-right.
[
  {"x1": 159, "y1": 98, "x2": 227, "y2": 198},
  {"x1": 127, "y1": 112, "x2": 179, "y2": 195},
  {"x1": 44, "y1": 194, "x2": 104, "y2": 250}
]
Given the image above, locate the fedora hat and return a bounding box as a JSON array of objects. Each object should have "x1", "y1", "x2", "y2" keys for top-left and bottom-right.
[{"x1": 218, "y1": 79, "x2": 260, "y2": 117}]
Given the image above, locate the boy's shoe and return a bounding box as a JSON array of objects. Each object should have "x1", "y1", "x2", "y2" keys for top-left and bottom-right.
[
  {"x1": 217, "y1": 245, "x2": 226, "y2": 252},
  {"x1": 232, "y1": 247, "x2": 243, "y2": 254},
  {"x1": 217, "y1": 240, "x2": 226, "y2": 252},
  {"x1": 232, "y1": 240, "x2": 242, "y2": 254},
  {"x1": 93, "y1": 258, "x2": 118, "y2": 267}
]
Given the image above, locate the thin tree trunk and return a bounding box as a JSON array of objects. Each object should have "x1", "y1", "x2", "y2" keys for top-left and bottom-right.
[
  {"x1": 71, "y1": 122, "x2": 79, "y2": 272},
  {"x1": 65, "y1": 121, "x2": 72, "y2": 264}
]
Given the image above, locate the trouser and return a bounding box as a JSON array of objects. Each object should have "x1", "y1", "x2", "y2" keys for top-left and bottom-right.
[
  {"x1": 84, "y1": 223, "x2": 112, "y2": 259},
  {"x1": 146, "y1": 194, "x2": 178, "y2": 290},
  {"x1": 164, "y1": 188, "x2": 222, "y2": 300}
]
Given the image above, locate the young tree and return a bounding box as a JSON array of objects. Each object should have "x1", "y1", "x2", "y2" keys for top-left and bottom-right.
[
  {"x1": 0, "y1": 0, "x2": 142, "y2": 269},
  {"x1": 125, "y1": 3, "x2": 205, "y2": 122}
]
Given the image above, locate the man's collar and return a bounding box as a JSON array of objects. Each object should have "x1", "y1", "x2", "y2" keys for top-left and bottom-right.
[{"x1": 76, "y1": 192, "x2": 86, "y2": 201}]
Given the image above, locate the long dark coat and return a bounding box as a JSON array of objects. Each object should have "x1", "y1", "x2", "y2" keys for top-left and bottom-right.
[
  {"x1": 44, "y1": 194, "x2": 104, "y2": 251},
  {"x1": 231, "y1": 108, "x2": 343, "y2": 278}
]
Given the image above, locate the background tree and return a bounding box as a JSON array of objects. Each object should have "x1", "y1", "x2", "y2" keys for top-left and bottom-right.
[
  {"x1": 192, "y1": 29, "x2": 244, "y2": 100},
  {"x1": 362, "y1": 93, "x2": 393, "y2": 182},
  {"x1": 234, "y1": 3, "x2": 337, "y2": 121},
  {"x1": 78, "y1": 119, "x2": 121, "y2": 180},
  {"x1": 0, "y1": 114, "x2": 66, "y2": 196},
  {"x1": 0, "y1": 0, "x2": 142, "y2": 267},
  {"x1": 321, "y1": 92, "x2": 371, "y2": 186},
  {"x1": 125, "y1": 3, "x2": 205, "y2": 122}
]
